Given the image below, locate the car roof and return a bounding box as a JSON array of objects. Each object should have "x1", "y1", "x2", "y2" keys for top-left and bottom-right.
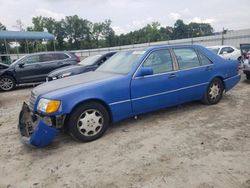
[
  {"x1": 23, "y1": 51, "x2": 72, "y2": 56},
  {"x1": 207, "y1": 45, "x2": 232, "y2": 49},
  {"x1": 145, "y1": 44, "x2": 205, "y2": 51},
  {"x1": 117, "y1": 44, "x2": 206, "y2": 53}
]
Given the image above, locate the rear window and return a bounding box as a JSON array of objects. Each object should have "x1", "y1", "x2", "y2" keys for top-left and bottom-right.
[
  {"x1": 198, "y1": 52, "x2": 212, "y2": 65},
  {"x1": 208, "y1": 48, "x2": 220, "y2": 54}
]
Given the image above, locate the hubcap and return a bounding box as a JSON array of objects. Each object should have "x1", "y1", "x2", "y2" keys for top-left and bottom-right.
[
  {"x1": 77, "y1": 109, "x2": 104, "y2": 137},
  {"x1": 0, "y1": 78, "x2": 13, "y2": 90},
  {"x1": 209, "y1": 83, "x2": 220, "y2": 100}
]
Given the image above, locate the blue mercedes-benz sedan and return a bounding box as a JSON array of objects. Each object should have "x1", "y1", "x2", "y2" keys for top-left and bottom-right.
[{"x1": 18, "y1": 45, "x2": 241, "y2": 147}]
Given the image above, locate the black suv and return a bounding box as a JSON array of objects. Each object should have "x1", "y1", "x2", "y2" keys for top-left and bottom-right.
[{"x1": 0, "y1": 52, "x2": 80, "y2": 91}]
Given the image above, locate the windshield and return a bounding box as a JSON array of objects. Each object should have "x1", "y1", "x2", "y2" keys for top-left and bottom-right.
[
  {"x1": 207, "y1": 47, "x2": 220, "y2": 54},
  {"x1": 96, "y1": 50, "x2": 145, "y2": 74},
  {"x1": 79, "y1": 55, "x2": 102, "y2": 66}
]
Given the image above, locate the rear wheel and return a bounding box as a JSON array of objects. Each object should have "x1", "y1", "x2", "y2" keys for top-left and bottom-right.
[
  {"x1": 0, "y1": 75, "x2": 16, "y2": 91},
  {"x1": 67, "y1": 102, "x2": 110, "y2": 142},
  {"x1": 202, "y1": 78, "x2": 224, "y2": 105}
]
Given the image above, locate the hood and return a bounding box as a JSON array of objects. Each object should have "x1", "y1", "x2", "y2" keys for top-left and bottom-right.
[
  {"x1": 33, "y1": 71, "x2": 119, "y2": 96},
  {"x1": 0, "y1": 63, "x2": 9, "y2": 70},
  {"x1": 48, "y1": 65, "x2": 83, "y2": 77}
]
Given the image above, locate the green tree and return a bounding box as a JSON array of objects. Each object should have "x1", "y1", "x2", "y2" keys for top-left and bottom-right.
[
  {"x1": 32, "y1": 16, "x2": 44, "y2": 31},
  {"x1": 188, "y1": 22, "x2": 213, "y2": 37},
  {"x1": 172, "y1": 19, "x2": 188, "y2": 39},
  {"x1": 64, "y1": 15, "x2": 91, "y2": 50}
]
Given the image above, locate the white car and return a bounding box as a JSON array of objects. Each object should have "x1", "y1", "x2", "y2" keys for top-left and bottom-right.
[{"x1": 207, "y1": 45, "x2": 241, "y2": 61}]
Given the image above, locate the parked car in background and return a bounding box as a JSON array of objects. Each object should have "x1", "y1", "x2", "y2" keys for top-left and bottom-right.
[
  {"x1": 18, "y1": 44, "x2": 241, "y2": 147},
  {"x1": 240, "y1": 44, "x2": 250, "y2": 80},
  {"x1": 207, "y1": 45, "x2": 241, "y2": 61},
  {"x1": 47, "y1": 52, "x2": 116, "y2": 81},
  {"x1": 243, "y1": 60, "x2": 250, "y2": 80},
  {"x1": 0, "y1": 52, "x2": 80, "y2": 91},
  {"x1": 240, "y1": 43, "x2": 250, "y2": 60}
]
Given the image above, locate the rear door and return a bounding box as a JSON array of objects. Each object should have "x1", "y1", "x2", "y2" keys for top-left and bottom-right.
[
  {"x1": 131, "y1": 48, "x2": 179, "y2": 114},
  {"x1": 172, "y1": 47, "x2": 214, "y2": 103},
  {"x1": 39, "y1": 53, "x2": 71, "y2": 80}
]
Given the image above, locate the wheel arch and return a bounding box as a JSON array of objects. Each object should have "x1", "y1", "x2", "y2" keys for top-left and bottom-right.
[
  {"x1": 210, "y1": 76, "x2": 225, "y2": 90},
  {"x1": 67, "y1": 98, "x2": 113, "y2": 124},
  {"x1": 0, "y1": 72, "x2": 17, "y2": 82}
]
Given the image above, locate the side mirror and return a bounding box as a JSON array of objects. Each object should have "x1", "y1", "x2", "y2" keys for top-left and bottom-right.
[
  {"x1": 222, "y1": 51, "x2": 228, "y2": 55},
  {"x1": 136, "y1": 67, "x2": 153, "y2": 77},
  {"x1": 18, "y1": 62, "x2": 25, "y2": 68}
]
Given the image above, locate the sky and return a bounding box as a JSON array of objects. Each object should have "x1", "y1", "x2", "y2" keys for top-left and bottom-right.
[{"x1": 0, "y1": 0, "x2": 249, "y2": 34}]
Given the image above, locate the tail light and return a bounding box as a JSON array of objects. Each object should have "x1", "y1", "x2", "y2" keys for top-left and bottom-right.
[{"x1": 76, "y1": 56, "x2": 80, "y2": 63}]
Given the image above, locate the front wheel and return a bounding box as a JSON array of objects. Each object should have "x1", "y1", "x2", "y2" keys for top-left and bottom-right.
[
  {"x1": 202, "y1": 78, "x2": 224, "y2": 105},
  {"x1": 0, "y1": 75, "x2": 16, "y2": 91},
  {"x1": 67, "y1": 102, "x2": 110, "y2": 142}
]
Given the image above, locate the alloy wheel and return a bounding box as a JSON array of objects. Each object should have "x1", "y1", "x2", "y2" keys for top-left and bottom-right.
[
  {"x1": 0, "y1": 77, "x2": 14, "y2": 91},
  {"x1": 77, "y1": 109, "x2": 104, "y2": 137}
]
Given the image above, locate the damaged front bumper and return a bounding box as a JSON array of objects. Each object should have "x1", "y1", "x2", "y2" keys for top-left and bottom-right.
[{"x1": 18, "y1": 102, "x2": 59, "y2": 147}]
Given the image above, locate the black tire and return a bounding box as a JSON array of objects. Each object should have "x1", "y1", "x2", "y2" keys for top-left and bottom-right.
[
  {"x1": 0, "y1": 75, "x2": 16, "y2": 91},
  {"x1": 202, "y1": 78, "x2": 224, "y2": 105},
  {"x1": 67, "y1": 102, "x2": 110, "y2": 142},
  {"x1": 246, "y1": 74, "x2": 250, "y2": 80}
]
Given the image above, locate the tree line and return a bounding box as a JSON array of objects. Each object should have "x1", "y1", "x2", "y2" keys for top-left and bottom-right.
[{"x1": 0, "y1": 16, "x2": 214, "y2": 53}]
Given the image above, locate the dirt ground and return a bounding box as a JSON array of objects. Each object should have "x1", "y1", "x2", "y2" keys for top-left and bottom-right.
[{"x1": 0, "y1": 77, "x2": 250, "y2": 188}]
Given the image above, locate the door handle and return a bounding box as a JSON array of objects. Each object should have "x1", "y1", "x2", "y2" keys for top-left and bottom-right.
[
  {"x1": 168, "y1": 73, "x2": 177, "y2": 79},
  {"x1": 205, "y1": 66, "x2": 213, "y2": 71},
  {"x1": 57, "y1": 62, "x2": 63, "y2": 65}
]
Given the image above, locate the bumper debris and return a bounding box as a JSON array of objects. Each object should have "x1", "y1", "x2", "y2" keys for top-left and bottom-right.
[{"x1": 18, "y1": 102, "x2": 58, "y2": 147}]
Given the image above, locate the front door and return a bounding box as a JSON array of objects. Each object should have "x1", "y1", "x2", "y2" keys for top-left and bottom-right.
[
  {"x1": 15, "y1": 54, "x2": 43, "y2": 83},
  {"x1": 131, "y1": 49, "x2": 179, "y2": 115}
]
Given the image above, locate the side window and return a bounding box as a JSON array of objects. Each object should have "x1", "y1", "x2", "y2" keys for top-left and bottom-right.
[
  {"x1": 56, "y1": 53, "x2": 69, "y2": 60},
  {"x1": 220, "y1": 48, "x2": 226, "y2": 54},
  {"x1": 220, "y1": 47, "x2": 234, "y2": 54},
  {"x1": 143, "y1": 49, "x2": 173, "y2": 74},
  {"x1": 199, "y1": 52, "x2": 212, "y2": 65},
  {"x1": 173, "y1": 48, "x2": 200, "y2": 70},
  {"x1": 227, "y1": 47, "x2": 234, "y2": 53},
  {"x1": 25, "y1": 55, "x2": 40, "y2": 64},
  {"x1": 40, "y1": 54, "x2": 57, "y2": 62}
]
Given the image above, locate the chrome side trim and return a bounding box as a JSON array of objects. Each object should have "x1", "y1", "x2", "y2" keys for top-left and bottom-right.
[
  {"x1": 109, "y1": 99, "x2": 131, "y2": 106},
  {"x1": 224, "y1": 74, "x2": 240, "y2": 81},
  {"x1": 109, "y1": 82, "x2": 209, "y2": 106},
  {"x1": 132, "y1": 82, "x2": 209, "y2": 101}
]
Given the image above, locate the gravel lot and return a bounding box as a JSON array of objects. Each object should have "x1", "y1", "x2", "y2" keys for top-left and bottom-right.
[{"x1": 0, "y1": 77, "x2": 250, "y2": 188}]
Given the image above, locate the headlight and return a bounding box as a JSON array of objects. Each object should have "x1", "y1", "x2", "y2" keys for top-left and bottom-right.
[
  {"x1": 37, "y1": 98, "x2": 61, "y2": 114},
  {"x1": 60, "y1": 72, "x2": 72, "y2": 78}
]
